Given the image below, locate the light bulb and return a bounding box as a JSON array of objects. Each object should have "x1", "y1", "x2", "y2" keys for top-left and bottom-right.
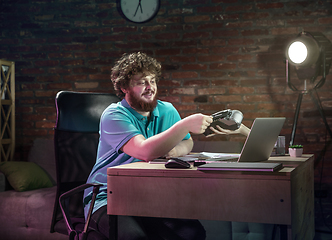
[{"x1": 288, "y1": 41, "x2": 308, "y2": 64}]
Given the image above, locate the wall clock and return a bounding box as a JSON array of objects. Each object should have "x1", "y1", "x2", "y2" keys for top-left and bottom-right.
[{"x1": 117, "y1": 0, "x2": 160, "y2": 24}]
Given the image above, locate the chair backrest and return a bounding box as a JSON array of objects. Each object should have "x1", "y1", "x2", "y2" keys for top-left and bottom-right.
[{"x1": 51, "y1": 91, "x2": 120, "y2": 234}]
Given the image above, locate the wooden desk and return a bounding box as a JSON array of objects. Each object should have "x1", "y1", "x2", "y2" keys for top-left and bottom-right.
[{"x1": 107, "y1": 155, "x2": 314, "y2": 240}]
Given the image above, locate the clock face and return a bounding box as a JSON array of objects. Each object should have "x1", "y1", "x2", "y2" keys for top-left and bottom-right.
[{"x1": 118, "y1": 0, "x2": 160, "y2": 23}]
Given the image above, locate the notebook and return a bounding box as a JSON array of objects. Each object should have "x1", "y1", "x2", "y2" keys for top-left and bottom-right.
[{"x1": 197, "y1": 117, "x2": 286, "y2": 171}]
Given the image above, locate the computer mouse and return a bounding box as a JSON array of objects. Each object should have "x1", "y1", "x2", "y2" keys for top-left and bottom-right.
[{"x1": 165, "y1": 158, "x2": 191, "y2": 169}]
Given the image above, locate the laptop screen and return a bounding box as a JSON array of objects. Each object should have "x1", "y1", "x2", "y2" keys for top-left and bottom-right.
[{"x1": 237, "y1": 117, "x2": 286, "y2": 162}]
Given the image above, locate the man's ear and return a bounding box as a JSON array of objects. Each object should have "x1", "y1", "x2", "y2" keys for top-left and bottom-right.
[{"x1": 121, "y1": 87, "x2": 128, "y2": 94}]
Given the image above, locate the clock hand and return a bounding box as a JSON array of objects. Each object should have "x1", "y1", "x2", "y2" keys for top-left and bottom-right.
[
  {"x1": 134, "y1": 0, "x2": 143, "y2": 17},
  {"x1": 139, "y1": 0, "x2": 143, "y2": 13}
]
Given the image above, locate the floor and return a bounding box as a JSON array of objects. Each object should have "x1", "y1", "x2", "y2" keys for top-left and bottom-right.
[
  {"x1": 314, "y1": 192, "x2": 332, "y2": 240},
  {"x1": 314, "y1": 230, "x2": 332, "y2": 240}
]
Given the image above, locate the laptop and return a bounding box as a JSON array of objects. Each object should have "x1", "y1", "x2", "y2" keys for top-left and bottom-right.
[{"x1": 197, "y1": 117, "x2": 286, "y2": 171}]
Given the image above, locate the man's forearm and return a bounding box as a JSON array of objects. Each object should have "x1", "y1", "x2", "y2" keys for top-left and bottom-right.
[{"x1": 165, "y1": 138, "x2": 193, "y2": 158}]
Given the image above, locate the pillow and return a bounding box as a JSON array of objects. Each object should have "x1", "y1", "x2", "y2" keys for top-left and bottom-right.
[{"x1": 0, "y1": 161, "x2": 53, "y2": 192}]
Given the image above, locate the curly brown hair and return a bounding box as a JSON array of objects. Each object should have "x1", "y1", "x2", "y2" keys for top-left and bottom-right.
[{"x1": 111, "y1": 52, "x2": 162, "y2": 98}]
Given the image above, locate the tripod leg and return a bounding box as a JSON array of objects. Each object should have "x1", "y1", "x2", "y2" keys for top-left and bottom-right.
[
  {"x1": 290, "y1": 93, "x2": 303, "y2": 146},
  {"x1": 310, "y1": 91, "x2": 332, "y2": 139}
]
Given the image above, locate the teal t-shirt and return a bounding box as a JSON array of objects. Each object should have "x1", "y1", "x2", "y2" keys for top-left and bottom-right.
[{"x1": 83, "y1": 99, "x2": 191, "y2": 218}]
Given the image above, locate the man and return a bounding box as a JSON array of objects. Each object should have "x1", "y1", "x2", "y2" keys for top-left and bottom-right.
[{"x1": 84, "y1": 52, "x2": 213, "y2": 240}]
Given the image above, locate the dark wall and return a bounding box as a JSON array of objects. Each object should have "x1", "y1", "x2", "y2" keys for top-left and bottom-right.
[{"x1": 1, "y1": 0, "x2": 332, "y2": 185}]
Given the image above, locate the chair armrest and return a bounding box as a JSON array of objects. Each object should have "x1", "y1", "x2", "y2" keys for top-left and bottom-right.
[
  {"x1": 59, "y1": 183, "x2": 102, "y2": 239},
  {"x1": 60, "y1": 183, "x2": 101, "y2": 199}
]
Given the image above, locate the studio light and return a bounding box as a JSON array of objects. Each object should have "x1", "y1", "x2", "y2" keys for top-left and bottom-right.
[{"x1": 285, "y1": 31, "x2": 332, "y2": 146}]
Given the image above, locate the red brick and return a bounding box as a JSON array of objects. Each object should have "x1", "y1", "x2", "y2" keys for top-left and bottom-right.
[
  {"x1": 184, "y1": 15, "x2": 210, "y2": 23},
  {"x1": 210, "y1": 63, "x2": 237, "y2": 70},
  {"x1": 156, "y1": 49, "x2": 181, "y2": 56},
  {"x1": 226, "y1": 103, "x2": 255, "y2": 111},
  {"x1": 210, "y1": 47, "x2": 240, "y2": 54},
  {"x1": 225, "y1": 5, "x2": 252, "y2": 12},
  {"x1": 89, "y1": 74, "x2": 110, "y2": 80},
  {"x1": 48, "y1": 52, "x2": 73, "y2": 58},
  {"x1": 243, "y1": 12, "x2": 270, "y2": 20},
  {"x1": 256, "y1": 20, "x2": 284, "y2": 27},
  {"x1": 286, "y1": 19, "x2": 315, "y2": 26},
  {"x1": 225, "y1": 21, "x2": 253, "y2": 28},
  {"x1": 214, "y1": 95, "x2": 243, "y2": 102},
  {"x1": 158, "y1": 79, "x2": 181, "y2": 87},
  {"x1": 74, "y1": 52, "x2": 99, "y2": 58},
  {"x1": 197, "y1": 103, "x2": 227, "y2": 112},
  {"x1": 256, "y1": 3, "x2": 284, "y2": 9},
  {"x1": 0, "y1": 38, "x2": 20, "y2": 45},
  {"x1": 60, "y1": 59, "x2": 84, "y2": 66},
  {"x1": 271, "y1": 27, "x2": 298, "y2": 35},
  {"x1": 62, "y1": 44, "x2": 86, "y2": 51},
  {"x1": 48, "y1": 68, "x2": 72, "y2": 74},
  {"x1": 112, "y1": 26, "x2": 138, "y2": 33},
  {"x1": 48, "y1": 37, "x2": 72, "y2": 44},
  {"x1": 183, "y1": 48, "x2": 210, "y2": 55},
  {"x1": 211, "y1": 80, "x2": 238, "y2": 86},
  {"x1": 21, "y1": 129, "x2": 48, "y2": 136},
  {"x1": 172, "y1": 71, "x2": 198, "y2": 79},
  {"x1": 200, "y1": 71, "x2": 226, "y2": 78},
  {"x1": 47, "y1": 83, "x2": 72, "y2": 89},
  {"x1": 243, "y1": 95, "x2": 272, "y2": 102},
  {"x1": 198, "y1": 88, "x2": 226, "y2": 95},
  {"x1": 212, "y1": 30, "x2": 239, "y2": 38},
  {"x1": 170, "y1": 56, "x2": 196, "y2": 62},
  {"x1": 34, "y1": 60, "x2": 59, "y2": 67},
  {"x1": 197, "y1": 23, "x2": 224, "y2": 30},
  {"x1": 158, "y1": 96, "x2": 180, "y2": 103},
  {"x1": 63, "y1": 75, "x2": 87, "y2": 82},
  {"x1": 183, "y1": 31, "x2": 210, "y2": 39},
  {"x1": 197, "y1": 55, "x2": 225, "y2": 62},
  {"x1": 241, "y1": 29, "x2": 269, "y2": 36},
  {"x1": 182, "y1": 64, "x2": 207, "y2": 71},
  {"x1": 183, "y1": 79, "x2": 209, "y2": 86},
  {"x1": 227, "y1": 54, "x2": 253, "y2": 61},
  {"x1": 114, "y1": 42, "x2": 141, "y2": 49},
  {"x1": 228, "y1": 38, "x2": 255, "y2": 45},
  {"x1": 157, "y1": 16, "x2": 182, "y2": 24},
  {"x1": 318, "y1": 17, "x2": 332, "y2": 25},
  {"x1": 75, "y1": 82, "x2": 99, "y2": 89},
  {"x1": 170, "y1": 88, "x2": 195, "y2": 95},
  {"x1": 201, "y1": 39, "x2": 227, "y2": 46},
  {"x1": 155, "y1": 32, "x2": 180, "y2": 40},
  {"x1": 35, "y1": 90, "x2": 58, "y2": 97},
  {"x1": 197, "y1": 6, "x2": 223, "y2": 13},
  {"x1": 141, "y1": 25, "x2": 166, "y2": 33},
  {"x1": 74, "y1": 21, "x2": 99, "y2": 28},
  {"x1": 21, "y1": 68, "x2": 45, "y2": 75},
  {"x1": 101, "y1": 34, "x2": 126, "y2": 42},
  {"x1": 229, "y1": 87, "x2": 255, "y2": 94},
  {"x1": 35, "y1": 76, "x2": 61, "y2": 82}
]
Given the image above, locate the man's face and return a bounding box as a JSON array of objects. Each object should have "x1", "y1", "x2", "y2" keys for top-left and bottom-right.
[{"x1": 125, "y1": 72, "x2": 158, "y2": 112}]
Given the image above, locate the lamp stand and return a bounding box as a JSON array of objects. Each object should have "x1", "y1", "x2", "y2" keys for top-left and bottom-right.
[{"x1": 286, "y1": 59, "x2": 332, "y2": 146}]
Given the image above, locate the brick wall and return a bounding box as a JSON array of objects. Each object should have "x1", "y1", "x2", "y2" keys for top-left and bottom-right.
[{"x1": 1, "y1": 0, "x2": 332, "y2": 184}]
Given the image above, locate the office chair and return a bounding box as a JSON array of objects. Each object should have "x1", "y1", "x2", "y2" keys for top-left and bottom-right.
[{"x1": 50, "y1": 91, "x2": 120, "y2": 240}]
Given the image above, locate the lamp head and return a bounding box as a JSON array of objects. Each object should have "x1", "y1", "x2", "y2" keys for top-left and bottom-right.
[{"x1": 285, "y1": 32, "x2": 332, "y2": 81}]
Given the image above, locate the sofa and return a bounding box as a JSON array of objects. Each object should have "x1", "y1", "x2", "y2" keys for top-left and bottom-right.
[
  {"x1": 0, "y1": 138, "x2": 279, "y2": 240},
  {"x1": 0, "y1": 138, "x2": 67, "y2": 240}
]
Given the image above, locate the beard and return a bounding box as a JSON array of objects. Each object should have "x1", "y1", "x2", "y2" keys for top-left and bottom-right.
[{"x1": 127, "y1": 89, "x2": 158, "y2": 112}]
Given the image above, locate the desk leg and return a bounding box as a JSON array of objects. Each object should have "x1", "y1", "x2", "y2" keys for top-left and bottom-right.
[{"x1": 109, "y1": 215, "x2": 118, "y2": 240}]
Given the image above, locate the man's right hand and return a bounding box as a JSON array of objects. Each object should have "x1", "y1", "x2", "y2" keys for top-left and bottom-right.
[{"x1": 182, "y1": 114, "x2": 213, "y2": 134}]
